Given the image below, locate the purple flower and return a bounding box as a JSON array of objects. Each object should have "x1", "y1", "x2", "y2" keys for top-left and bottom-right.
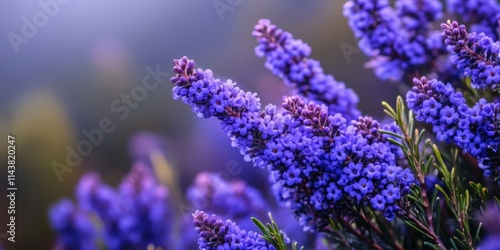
[
  {"x1": 442, "y1": 21, "x2": 500, "y2": 90},
  {"x1": 477, "y1": 203, "x2": 500, "y2": 249},
  {"x1": 187, "y1": 172, "x2": 266, "y2": 219},
  {"x1": 446, "y1": 0, "x2": 500, "y2": 39},
  {"x1": 71, "y1": 163, "x2": 171, "y2": 249},
  {"x1": 407, "y1": 76, "x2": 500, "y2": 179},
  {"x1": 170, "y1": 57, "x2": 415, "y2": 229},
  {"x1": 192, "y1": 211, "x2": 275, "y2": 250},
  {"x1": 371, "y1": 195, "x2": 386, "y2": 210},
  {"x1": 354, "y1": 178, "x2": 374, "y2": 195},
  {"x1": 364, "y1": 163, "x2": 382, "y2": 179},
  {"x1": 344, "y1": 162, "x2": 363, "y2": 180},
  {"x1": 117, "y1": 162, "x2": 171, "y2": 248},
  {"x1": 381, "y1": 184, "x2": 401, "y2": 204},
  {"x1": 343, "y1": 0, "x2": 446, "y2": 81},
  {"x1": 49, "y1": 199, "x2": 96, "y2": 250},
  {"x1": 252, "y1": 19, "x2": 360, "y2": 119},
  {"x1": 477, "y1": 236, "x2": 500, "y2": 250}
]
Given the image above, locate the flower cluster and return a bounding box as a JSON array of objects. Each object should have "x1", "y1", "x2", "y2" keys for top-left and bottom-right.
[
  {"x1": 170, "y1": 56, "x2": 415, "y2": 232},
  {"x1": 446, "y1": 0, "x2": 500, "y2": 40},
  {"x1": 406, "y1": 76, "x2": 499, "y2": 177},
  {"x1": 48, "y1": 7, "x2": 500, "y2": 249},
  {"x1": 187, "y1": 172, "x2": 266, "y2": 218},
  {"x1": 277, "y1": 97, "x2": 414, "y2": 222},
  {"x1": 343, "y1": 0, "x2": 399, "y2": 57},
  {"x1": 252, "y1": 19, "x2": 360, "y2": 119},
  {"x1": 171, "y1": 57, "x2": 262, "y2": 161},
  {"x1": 192, "y1": 210, "x2": 275, "y2": 250},
  {"x1": 50, "y1": 162, "x2": 171, "y2": 250},
  {"x1": 343, "y1": 0, "x2": 445, "y2": 81},
  {"x1": 396, "y1": 0, "x2": 443, "y2": 31},
  {"x1": 442, "y1": 20, "x2": 500, "y2": 90},
  {"x1": 49, "y1": 199, "x2": 96, "y2": 250}
]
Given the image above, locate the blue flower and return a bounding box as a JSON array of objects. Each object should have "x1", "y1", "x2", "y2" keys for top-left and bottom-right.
[
  {"x1": 407, "y1": 76, "x2": 500, "y2": 180},
  {"x1": 343, "y1": 162, "x2": 363, "y2": 180},
  {"x1": 193, "y1": 211, "x2": 276, "y2": 250},
  {"x1": 354, "y1": 178, "x2": 374, "y2": 195},
  {"x1": 381, "y1": 184, "x2": 401, "y2": 204},
  {"x1": 439, "y1": 106, "x2": 459, "y2": 125},
  {"x1": 49, "y1": 199, "x2": 96, "y2": 250},
  {"x1": 71, "y1": 163, "x2": 171, "y2": 249},
  {"x1": 283, "y1": 165, "x2": 302, "y2": 186},
  {"x1": 446, "y1": 0, "x2": 500, "y2": 39},
  {"x1": 371, "y1": 194, "x2": 386, "y2": 211},
  {"x1": 364, "y1": 163, "x2": 382, "y2": 179},
  {"x1": 343, "y1": 0, "x2": 446, "y2": 82},
  {"x1": 187, "y1": 172, "x2": 266, "y2": 218},
  {"x1": 383, "y1": 165, "x2": 401, "y2": 183},
  {"x1": 253, "y1": 19, "x2": 360, "y2": 119},
  {"x1": 171, "y1": 56, "x2": 415, "y2": 232},
  {"x1": 442, "y1": 21, "x2": 500, "y2": 90}
]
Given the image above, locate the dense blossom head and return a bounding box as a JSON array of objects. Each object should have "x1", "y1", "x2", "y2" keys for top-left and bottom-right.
[
  {"x1": 171, "y1": 56, "x2": 263, "y2": 161},
  {"x1": 446, "y1": 0, "x2": 500, "y2": 40},
  {"x1": 76, "y1": 173, "x2": 121, "y2": 224},
  {"x1": 49, "y1": 199, "x2": 96, "y2": 250},
  {"x1": 442, "y1": 20, "x2": 500, "y2": 90},
  {"x1": 396, "y1": 0, "x2": 443, "y2": 31},
  {"x1": 71, "y1": 163, "x2": 171, "y2": 249},
  {"x1": 118, "y1": 162, "x2": 171, "y2": 248},
  {"x1": 407, "y1": 76, "x2": 500, "y2": 179},
  {"x1": 192, "y1": 210, "x2": 275, "y2": 250},
  {"x1": 343, "y1": 0, "x2": 399, "y2": 56},
  {"x1": 187, "y1": 172, "x2": 266, "y2": 218},
  {"x1": 343, "y1": 0, "x2": 446, "y2": 81},
  {"x1": 266, "y1": 96, "x2": 414, "y2": 225},
  {"x1": 171, "y1": 57, "x2": 415, "y2": 232},
  {"x1": 252, "y1": 19, "x2": 360, "y2": 119}
]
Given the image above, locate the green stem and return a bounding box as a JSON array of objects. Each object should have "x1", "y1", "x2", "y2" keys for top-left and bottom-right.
[
  {"x1": 407, "y1": 209, "x2": 446, "y2": 250},
  {"x1": 338, "y1": 217, "x2": 384, "y2": 250},
  {"x1": 358, "y1": 208, "x2": 404, "y2": 250}
]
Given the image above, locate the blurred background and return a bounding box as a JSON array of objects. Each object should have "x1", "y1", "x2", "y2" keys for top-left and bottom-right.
[{"x1": 0, "y1": 1, "x2": 399, "y2": 249}]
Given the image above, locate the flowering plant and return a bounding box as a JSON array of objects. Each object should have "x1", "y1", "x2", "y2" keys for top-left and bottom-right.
[{"x1": 50, "y1": 1, "x2": 499, "y2": 249}]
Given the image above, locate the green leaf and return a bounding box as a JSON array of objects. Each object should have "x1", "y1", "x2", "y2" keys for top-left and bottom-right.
[
  {"x1": 379, "y1": 129, "x2": 405, "y2": 140},
  {"x1": 435, "y1": 196, "x2": 441, "y2": 236},
  {"x1": 423, "y1": 241, "x2": 441, "y2": 250},
  {"x1": 387, "y1": 137, "x2": 406, "y2": 150},
  {"x1": 434, "y1": 184, "x2": 451, "y2": 203},
  {"x1": 252, "y1": 217, "x2": 267, "y2": 234},
  {"x1": 403, "y1": 220, "x2": 432, "y2": 239},
  {"x1": 474, "y1": 223, "x2": 482, "y2": 243},
  {"x1": 252, "y1": 213, "x2": 303, "y2": 250}
]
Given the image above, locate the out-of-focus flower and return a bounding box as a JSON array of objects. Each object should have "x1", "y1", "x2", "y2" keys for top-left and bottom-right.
[
  {"x1": 187, "y1": 172, "x2": 266, "y2": 218},
  {"x1": 49, "y1": 199, "x2": 96, "y2": 250},
  {"x1": 51, "y1": 162, "x2": 171, "y2": 249}
]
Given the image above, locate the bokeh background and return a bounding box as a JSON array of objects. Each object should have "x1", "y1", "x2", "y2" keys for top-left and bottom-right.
[{"x1": 0, "y1": 1, "x2": 399, "y2": 249}]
